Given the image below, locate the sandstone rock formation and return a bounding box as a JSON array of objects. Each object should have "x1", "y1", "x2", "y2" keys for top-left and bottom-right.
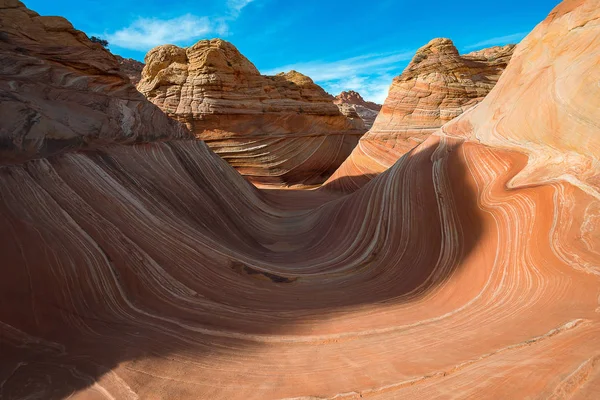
[
  {"x1": 138, "y1": 40, "x2": 365, "y2": 186},
  {"x1": 371, "y1": 38, "x2": 514, "y2": 147},
  {"x1": 325, "y1": 39, "x2": 515, "y2": 191},
  {"x1": 0, "y1": 0, "x2": 188, "y2": 164},
  {"x1": 334, "y1": 90, "x2": 382, "y2": 129},
  {"x1": 2, "y1": 1, "x2": 600, "y2": 399},
  {"x1": 114, "y1": 55, "x2": 144, "y2": 85}
]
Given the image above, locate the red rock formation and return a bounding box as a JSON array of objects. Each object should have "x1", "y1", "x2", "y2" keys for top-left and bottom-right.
[
  {"x1": 325, "y1": 39, "x2": 514, "y2": 192},
  {"x1": 114, "y1": 55, "x2": 144, "y2": 85},
  {"x1": 334, "y1": 90, "x2": 382, "y2": 129},
  {"x1": 335, "y1": 89, "x2": 382, "y2": 111},
  {"x1": 370, "y1": 39, "x2": 514, "y2": 147},
  {"x1": 2, "y1": 1, "x2": 600, "y2": 399},
  {"x1": 138, "y1": 40, "x2": 365, "y2": 187}
]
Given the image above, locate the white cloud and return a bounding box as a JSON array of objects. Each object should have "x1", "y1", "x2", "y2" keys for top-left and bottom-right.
[
  {"x1": 105, "y1": 1, "x2": 255, "y2": 52},
  {"x1": 106, "y1": 14, "x2": 215, "y2": 51},
  {"x1": 464, "y1": 32, "x2": 527, "y2": 50},
  {"x1": 323, "y1": 76, "x2": 393, "y2": 104},
  {"x1": 262, "y1": 50, "x2": 414, "y2": 103},
  {"x1": 262, "y1": 51, "x2": 413, "y2": 81}
]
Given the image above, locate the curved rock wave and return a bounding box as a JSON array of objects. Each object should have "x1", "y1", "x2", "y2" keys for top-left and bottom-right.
[{"x1": 1, "y1": 0, "x2": 600, "y2": 399}]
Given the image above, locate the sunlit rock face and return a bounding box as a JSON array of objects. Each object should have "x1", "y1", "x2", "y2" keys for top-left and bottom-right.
[
  {"x1": 137, "y1": 39, "x2": 365, "y2": 187},
  {"x1": 2, "y1": 1, "x2": 600, "y2": 399},
  {"x1": 370, "y1": 38, "x2": 514, "y2": 150},
  {"x1": 325, "y1": 39, "x2": 514, "y2": 192},
  {"x1": 334, "y1": 90, "x2": 382, "y2": 129}
]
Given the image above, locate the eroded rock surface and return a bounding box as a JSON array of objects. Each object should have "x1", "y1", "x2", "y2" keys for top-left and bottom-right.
[
  {"x1": 138, "y1": 39, "x2": 365, "y2": 186},
  {"x1": 370, "y1": 39, "x2": 514, "y2": 146},
  {"x1": 444, "y1": 0, "x2": 600, "y2": 196},
  {"x1": 2, "y1": 1, "x2": 600, "y2": 399}
]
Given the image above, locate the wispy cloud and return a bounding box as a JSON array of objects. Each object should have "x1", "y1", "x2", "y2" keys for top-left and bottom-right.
[
  {"x1": 262, "y1": 51, "x2": 414, "y2": 81},
  {"x1": 106, "y1": 14, "x2": 217, "y2": 51},
  {"x1": 262, "y1": 50, "x2": 414, "y2": 103},
  {"x1": 105, "y1": 1, "x2": 255, "y2": 52},
  {"x1": 227, "y1": 0, "x2": 255, "y2": 14},
  {"x1": 464, "y1": 32, "x2": 527, "y2": 50},
  {"x1": 322, "y1": 75, "x2": 394, "y2": 105}
]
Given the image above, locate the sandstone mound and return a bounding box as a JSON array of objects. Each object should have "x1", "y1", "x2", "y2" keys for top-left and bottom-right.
[
  {"x1": 2, "y1": 1, "x2": 600, "y2": 399},
  {"x1": 334, "y1": 90, "x2": 382, "y2": 129},
  {"x1": 371, "y1": 38, "x2": 514, "y2": 146},
  {"x1": 137, "y1": 39, "x2": 365, "y2": 186},
  {"x1": 325, "y1": 39, "x2": 514, "y2": 192}
]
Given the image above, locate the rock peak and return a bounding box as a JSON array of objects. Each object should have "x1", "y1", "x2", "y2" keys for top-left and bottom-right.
[
  {"x1": 337, "y1": 90, "x2": 365, "y2": 102},
  {"x1": 334, "y1": 91, "x2": 382, "y2": 130},
  {"x1": 411, "y1": 37, "x2": 460, "y2": 64},
  {"x1": 328, "y1": 38, "x2": 515, "y2": 189},
  {"x1": 426, "y1": 37, "x2": 456, "y2": 47},
  {"x1": 335, "y1": 91, "x2": 381, "y2": 110}
]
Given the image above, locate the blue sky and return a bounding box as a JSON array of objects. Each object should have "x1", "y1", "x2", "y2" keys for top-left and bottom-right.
[{"x1": 25, "y1": 0, "x2": 560, "y2": 102}]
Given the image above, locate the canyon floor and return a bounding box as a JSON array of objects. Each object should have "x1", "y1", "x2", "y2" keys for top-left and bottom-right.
[{"x1": 3, "y1": 136, "x2": 600, "y2": 399}]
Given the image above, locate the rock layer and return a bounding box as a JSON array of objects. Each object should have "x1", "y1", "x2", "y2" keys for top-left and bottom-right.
[
  {"x1": 2, "y1": 1, "x2": 600, "y2": 399},
  {"x1": 334, "y1": 90, "x2": 382, "y2": 129},
  {"x1": 138, "y1": 40, "x2": 365, "y2": 186},
  {"x1": 325, "y1": 39, "x2": 514, "y2": 191}
]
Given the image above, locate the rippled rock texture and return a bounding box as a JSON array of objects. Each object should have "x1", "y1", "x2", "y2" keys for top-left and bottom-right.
[
  {"x1": 326, "y1": 39, "x2": 515, "y2": 192},
  {"x1": 2, "y1": 0, "x2": 600, "y2": 399},
  {"x1": 138, "y1": 39, "x2": 365, "y2": 187},
  {"x1": 335, "y1": 90, "x2": 382, "y2": 129}
]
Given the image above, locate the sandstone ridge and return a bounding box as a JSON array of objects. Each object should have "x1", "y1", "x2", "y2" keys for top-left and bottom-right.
[{"x1": 115, "y1": 55, "x2": 144, "y2": 85}]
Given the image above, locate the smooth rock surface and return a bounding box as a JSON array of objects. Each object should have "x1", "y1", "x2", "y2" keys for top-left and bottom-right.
[
  {"x1": 325, "y1": 39, "x2": 514, "y2": 192},
  {"x1": 138, "y1": 39, "x2": 365, "y2": 187},
  {"x1": 1, "y1": 1, "x2": 600, "y2": 399}
]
